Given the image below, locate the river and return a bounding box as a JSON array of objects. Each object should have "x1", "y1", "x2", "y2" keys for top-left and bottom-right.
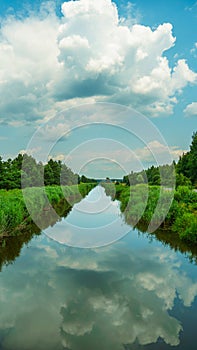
[{"x1": 0, "y1": 186, "x2": 196, "y2": 350}]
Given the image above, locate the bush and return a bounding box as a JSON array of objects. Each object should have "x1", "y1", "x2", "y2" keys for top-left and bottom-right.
[
  {"x1": 104, "y1": 184, "x2": 197, "y2": 245},
  {"x1": 172, "y1": 212, "x2": 197, "y2": 244}
]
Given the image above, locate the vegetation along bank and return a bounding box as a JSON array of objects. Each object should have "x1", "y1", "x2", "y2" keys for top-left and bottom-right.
[{"x1": 0, "y1": 183, "x2": 96, "y2": 238}]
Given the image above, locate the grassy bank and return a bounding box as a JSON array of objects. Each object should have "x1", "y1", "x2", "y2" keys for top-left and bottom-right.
[
  {"x1": 0, "y1": 183, "x2": 96, "y2": 237},
  {"x1": 103, "y1": 184, "x2": 197, "y2": 244}
]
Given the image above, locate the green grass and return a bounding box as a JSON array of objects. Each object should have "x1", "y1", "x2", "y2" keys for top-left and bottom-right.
[
  {"x1": 0, "y1": 189, "x2": 27, "y2": 233},
  {"x1": 102, "y1": 183, "x2": 197, "y2": 244},
  {"x1": 170, "y1": 186, "x2": 197, "y2": 244},
  {"x1": 0, "y1": 183, "x2": 96, "y2": 236}
]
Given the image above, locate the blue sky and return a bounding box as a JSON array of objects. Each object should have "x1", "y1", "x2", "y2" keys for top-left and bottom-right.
[{"x1": 0, "y1": 0, "x2": 196, "y2": 177}]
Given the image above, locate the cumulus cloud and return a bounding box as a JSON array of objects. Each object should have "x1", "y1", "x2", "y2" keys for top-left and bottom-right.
[
  {"x1": 184, "y1": 102, "x2": 197, "y2": 117},
  {"x1": 54, "y1": 1, "x2": 196, "y2": 116},
  {"x1": 0, "y1": 0, "x2": 196, "y2": 125},
  {"x1": 0, "y1": 9, "x2": 59, "y2": 124}
]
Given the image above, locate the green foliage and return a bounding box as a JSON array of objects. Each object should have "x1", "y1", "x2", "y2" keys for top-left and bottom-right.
[
  {"x1": 123, "y1": 132, "x2": 197, "y2": 188},
  {"x1": 172, "y1": 213, "x2": 197, "y2": 244},
  {"x1": 0, "y1": 189, "x2": 27, "y2": 232},
  {"x1": 176, "y1": 173, "x2": 192, "y2": 188},
  {"x1": 80, "y1": 175, "x2": 97, "y2": 183},
  {"x1": 119, "y1": 132, "x2": 197, "y2": 244},
  {"x1": 123, "y1": 163, "x2": 175, "y2": 187},
  {"x1": 101, "y1": 183, "x2": 116, "y2": 200},
  {"x1": 0, "y1": 184, "x2": 96, "y2": 236},
  {"x1": 174, "y1": 186, "x2": 197, "y2": 203},
  {"x1": 115, "y1": 185, "x2": 169, "y2": 227},
  {"x1": 105, "y1": 183, "x2": 197, "y2": 245},
  {"x1": 0, "y1": 154, "x2": 80, "y2": 190},
  {"x1": 176, "y1": 131, "x2": 197, "y2": 186}
]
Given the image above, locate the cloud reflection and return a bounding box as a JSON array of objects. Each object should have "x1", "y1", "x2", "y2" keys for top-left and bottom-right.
[
  {"x1": 44, "y1": 186, "x2": 133, "y2": 248},
  {"x1": 0, "y1": 234, "x2": 196, "y2": 350}
]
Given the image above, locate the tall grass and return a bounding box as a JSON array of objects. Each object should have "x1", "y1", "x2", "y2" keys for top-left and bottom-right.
[
  {"x1": 0, "y1": 183, "x2": 96, "y2": 236},
  {"x1": 103, "y1": 183, "x2": 197, "y2": 244},
  {"x1": 0, "y1": 189, "x2": 27, "y2": 233},
  {"x1": 170, "y1": 186, "x2": 197, "y2": 244}
]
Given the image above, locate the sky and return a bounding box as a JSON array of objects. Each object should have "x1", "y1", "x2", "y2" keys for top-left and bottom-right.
[{"x1": 0, "y1": 0, "x2": 196, "y2": 178}]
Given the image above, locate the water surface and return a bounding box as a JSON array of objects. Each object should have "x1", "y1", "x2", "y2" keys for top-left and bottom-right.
[
  {"x1": 44, "y1": 186, "x2": 131, "y2": 248},
  {"x1": 0, "y1": 186, "x2": 196, "y2": 350}
]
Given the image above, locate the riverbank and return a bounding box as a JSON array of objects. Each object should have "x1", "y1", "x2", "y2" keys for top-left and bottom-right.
[
  {"x1": 103, "y1": 184, "x2": 197, "y2": 245},
  {"x1": 0, "y1": 183, "x2": 96, "y2": 238}
]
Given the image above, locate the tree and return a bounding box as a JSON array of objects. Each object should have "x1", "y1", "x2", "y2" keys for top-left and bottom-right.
[
  {"x1": 44, "y1": 164, "x2": 54, "y2": 186},
  {"x1": 176, "y1": 173, "x2": 192, "y2": 188},
  {"x1": 80, "y1": 175, "x2": 97, "y2": 183},
  {"x1": 21, "y1": 154, "x2": 43, "y2": 187},
  {"x1": 0, "y1": 154, "x2": 80, "y2": 189},
  {"x1": 176, "y1": 131, "x2": 197, "y2": 186},
  {"x1": 61, "y1": 164, "x2": 78, "y2": 185},
  {"x1": 189, "y1": 132, "x2": 197, "y2": 185}
]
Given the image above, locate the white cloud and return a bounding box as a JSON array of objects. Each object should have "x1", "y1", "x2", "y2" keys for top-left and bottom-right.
[
  {"x1": 0, "y1": 9, "x2": 59, "y2": 124},
  {"x1": 19, "y1": 147, "x2": 42, "y2": 156},
  {"x1": 135, "y1": 140, "x2": 186, "y2": 163},
  {"x1": 48, "y1": 153, "x2": 66, "y2": 162},
  {"x1": 184, "y1": 102, "x2": 197, "y2": 117},
  {"x1": 0, "y1": 0, "x2": 196, "y2": 125}
]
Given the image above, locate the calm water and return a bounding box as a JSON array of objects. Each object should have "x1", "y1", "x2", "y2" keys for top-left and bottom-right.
[{"x1": 0, "y1": 186, "x2": 197, "y2": 350}]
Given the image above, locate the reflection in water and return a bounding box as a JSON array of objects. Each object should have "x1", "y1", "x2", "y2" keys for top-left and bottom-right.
[
  {"x1": 0, "y1": 185, "x2": 96, "y2": 271},
  {"x1": 0, "y1": 234, "x2": 197, "y2": 350},
  {"x1": 0, "y1": 197, "x2": 74, "y2": 271},
  {"x1": 44, "y1": 186, "x2": 131, "y2": 248},
  {"x1": 0, "y1": 224, "x2": 40, "y2": 271},
  {"x1": 0, "y1": 187, "x2": 197, "y2": 350}
]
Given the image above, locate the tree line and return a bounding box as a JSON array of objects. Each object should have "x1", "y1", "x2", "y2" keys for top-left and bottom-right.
[
  {"x1": 176, "y1": 131, "x2": 197, "y2": 186},
  {"x1": 0, "y1": 153, "x2": 95, "y2": 190},
  {"x1": 123, "y1": 131, "x2": 197, "y2": 187},
  {"x1": 0, "y1": 131, "x2": 196, "y2": 190}
]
